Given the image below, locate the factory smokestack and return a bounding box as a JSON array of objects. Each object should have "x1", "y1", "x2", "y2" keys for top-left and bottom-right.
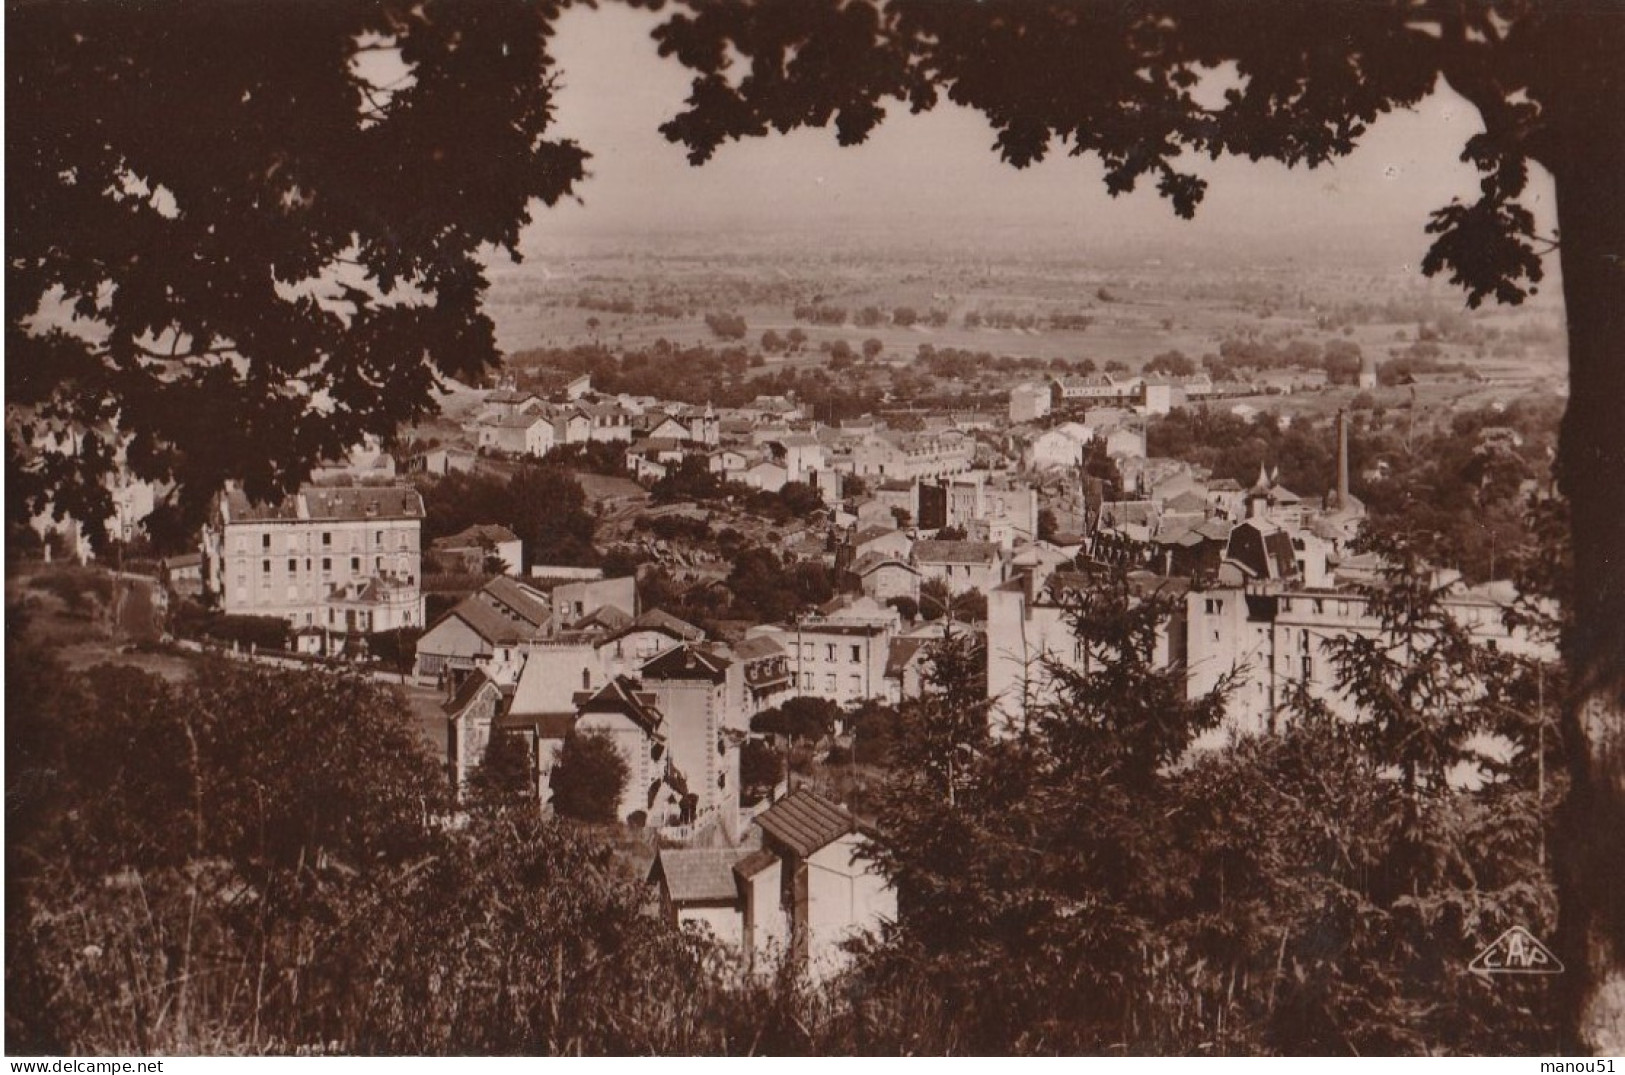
[{"x1": 1336, "y1": 409, "x2": 1350, "y2": 509}]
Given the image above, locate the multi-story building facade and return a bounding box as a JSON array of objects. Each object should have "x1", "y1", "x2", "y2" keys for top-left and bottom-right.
[
  {"x1": 775, "y1": 618, "x2": 894, "y2": 706},
  {"x1": 986, "y1": 570, "x2": 1187, "y2": 734},
  {"x1": 848, "y1": 430, "x2": 975, "y2": 482},
  {"x1": 203, "y1": 484, "x2": 424, "y2": 631},
  {"x1": 913, "y1": 539, "x2": 1004, "y2": 596},
  {"x1": 640, "y1": 644, "x2": 748, "y2": 834},
  {"x1": 1184, "y1": 580, "x2": 1556, "y2": 743}
]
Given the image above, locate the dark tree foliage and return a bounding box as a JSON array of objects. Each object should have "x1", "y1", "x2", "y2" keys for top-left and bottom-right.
[
  {"x1": 420, "y1": 462, "x2": 599, "y2": 570},
  {"x1": 646, "y1": 3, "x2": 1625, "y2": 1041},
  {"x1": 544, "y1": 440, "x2": 630, "y2": 478},
  {"x1": 1324, "y1": 532, "x2": 1502, "y2": 808},
  {"x1": 9, "y1": 0, "x2": 587, "y2": 542},
  {"x1": 470, "y1": 731, "x2": 537, "y2": 809},
  {"x1": 1144, "y1": 350, "x2": 1196, "y2": 377},
  {"x1": 739, "y1": 737, "x2": 784, "y2": 800},
  {"x1": 833, "y1": 566, "x2": 1556, "y2": 1053},
  {"x1": 1168, "y1": 703, "x2": 1557, "y2": 1054},
  {"x1": 651, "y1": 455, "x2": 726, "y2": 502},
  {"x1": 847, "y1": 596, "x2": 1221, "y2": 1051},
  {"x1": 4, "y1": 643, "x2": 788, "y2": 1055},
  {"x1": 751, "y1": 696, "x2": 841, "y2": 743},
  {"x1": 548, "y1": 730, "x2": 630, "y2": 825},
  {"x1": 725, "y1": 545, "x2": 833, "y2": 624}
]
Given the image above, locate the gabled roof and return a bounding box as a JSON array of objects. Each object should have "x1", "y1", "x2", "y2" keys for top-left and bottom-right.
[
  {"x1": 574, "y1": 604, "x2": 634, "y2": 633},
  {"x1": 435, "y1": 593, "x2": 543, "y2": 646},
  {"x1": 640, "y1": 643, "x2": 732, "y2": 683},
  {"x1": 652, "y1": 849, "x2": 747, "y2": 904},
  {"x1": 480, "y1": 576, "x2": 551, "y2": 629},
  {"x1": 573, "y1": 676, "x2": 664, "y2": 735},
  {"x1": 1099, "y1": 500, "x2": 1157, "y2": 528},
  {"x1": 756, "y1": 788, "x2": 868, "y2": 859},
  {"x1": 443, "y1": 669, "x2": 499, "y2": 716}
]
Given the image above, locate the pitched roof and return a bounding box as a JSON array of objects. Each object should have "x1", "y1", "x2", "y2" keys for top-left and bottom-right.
[
  {"x1": 851, "y1": 526, "x2": 903, "y2": 548},
  {"x1": 481, "y1": 576, "x2": 551, "y2": 628},
  {"x1": 1164, "y1": 489, "x2": 1209, "y2": 514},
  {"x1": 912, "y1": 540, "x2": 999, "y2": 565},
  {"x1": 436, "y1": 523, "x2": 521, "y2": 550},
  {"x1": 486, "y1": 412, "x2": 549, "y2": 429},
  {"x1": 508, "y1": 643, "x2": 601, "y2": 717},
  {"x1": 632, "y1": 608, "x2": 705, "y2": 642},
  {"x1": 733, "y1": 847, "x2": 779, "y2": 880},
  {"x1": 851, "y1": 551, "x2": 918, "y2": 577},
  {"x1": 640, "y1": 643, "x2": 732, "y2": 683},
  {"x1": 574, "y1": 604, "x2": 634, "y2": 633},
  {"x1": 221, "y1": 484, "x2": 424, "y2": 524},
  {"x1": 485, "y1": 388, "x2": 538, "y2": 404},
  {"x1": 436, "y1": 593, "x2": 543, "y2": 646},
  {"x1": 755, "y1": 787, "x2": 864, "y2": 858},
  {"x1": 573, "y1": 676, "x2": 664, "y2": 735},
  {"x1": 653, "y1": 849, "x2": 746, "y2": 904},
  {"x1": 497, "y1": 710, "x2": 575, "y2": 739},
  {"x1": 731, "y1": 635, "x2": 786, "y2": 662},
  {"x1": 884, "y1": 637, "x2": 931, "y2": 679},
  {"x1": 443, "y1": 669, "x2": 498, "y2": 716}
]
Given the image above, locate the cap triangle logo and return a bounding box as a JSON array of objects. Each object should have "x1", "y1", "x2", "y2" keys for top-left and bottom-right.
[{"x1": 1469, "y1": 926, "x2": 1564, "y2": 976}]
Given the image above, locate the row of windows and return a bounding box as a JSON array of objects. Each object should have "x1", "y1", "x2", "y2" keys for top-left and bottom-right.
[
  {"x1": 799, "y1": 642, "x2": 865, "y2": 664},
  {"x1": 798, "y1": 672, "x2": 865, "y2": 695},
  {"x1": 241, "y1": 529, "x2": 414, "y2": 554},
  {"x1": 254, "y1": 555, "x2": 408, "y2": 575}
]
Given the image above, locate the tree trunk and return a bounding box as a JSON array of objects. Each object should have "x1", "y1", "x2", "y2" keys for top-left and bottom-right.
[{"x1": 1548, "y1": 63, "x2": 1625, "y2": 1051}]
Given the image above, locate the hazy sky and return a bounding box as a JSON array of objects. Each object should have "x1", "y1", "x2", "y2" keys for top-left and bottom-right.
[{"x1": 520, "y1": 4, "x2": 1557, "y2": 267}]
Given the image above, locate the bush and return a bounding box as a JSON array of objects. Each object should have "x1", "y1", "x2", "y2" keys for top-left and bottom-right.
[
  {"x1": 366, "y1": 627, "x2": 423, "y2": 671},
  {"x1": 31, "y1": 567, "x2": 114, "y2": 616},
  {"x1": 171, "y1": 602, "x2": 289, "y2": 650}
]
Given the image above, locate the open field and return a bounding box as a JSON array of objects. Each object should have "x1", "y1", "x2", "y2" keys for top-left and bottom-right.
[{"x1": 484, "y1": 241, "x2": 1569, "y2": 394}]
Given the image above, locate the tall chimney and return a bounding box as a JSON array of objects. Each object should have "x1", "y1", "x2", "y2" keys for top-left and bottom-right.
[{"x1": 1336, "y1": 409, "x2": 1350, "y2": 509}]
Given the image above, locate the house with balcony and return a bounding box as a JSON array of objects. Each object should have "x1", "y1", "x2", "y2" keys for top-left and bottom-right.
[{"x1": 203, "y1": 484, "x2": 424, "y2": 637}]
